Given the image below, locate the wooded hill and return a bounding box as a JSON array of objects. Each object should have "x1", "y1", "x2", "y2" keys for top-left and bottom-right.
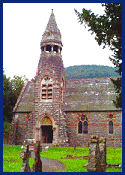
[{"x1": 65, "y1": 65, "x2": 119, "y2": 80}]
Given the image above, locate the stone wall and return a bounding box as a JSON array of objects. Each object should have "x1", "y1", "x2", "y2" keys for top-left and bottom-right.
[
  {"x1": 11, "y1": 112, "x2": 33, "y2": 145},
  {"x1": 33, "y1": 102, "x2": 68, "y2": 145},
  {"x1": 65, "y1": 111, "x2": 122, "y2": 148},
  {"x1": 33, "y1": 42, "x2": 68, "y2": 146}
]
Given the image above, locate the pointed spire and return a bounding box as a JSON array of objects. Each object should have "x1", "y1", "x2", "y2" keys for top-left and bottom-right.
[
  {"x1": 41, "y1": 9, "x2": 62, "y2": 46},
  {"x1": 44, "y1": 9, "x2": 61, "y2": 34}
]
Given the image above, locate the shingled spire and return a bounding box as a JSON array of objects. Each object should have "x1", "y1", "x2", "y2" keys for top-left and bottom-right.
[
  {"x1": 44, "y1": 9, "x2": 61, "y2": 34},
  {"x1": 41, "y1": 9, "x2": 62, "y2": 46}
]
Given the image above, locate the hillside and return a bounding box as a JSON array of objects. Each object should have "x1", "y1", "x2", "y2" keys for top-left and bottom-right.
[{"x1": 65, "y1": 65, "x2": 119, "y2": 80}]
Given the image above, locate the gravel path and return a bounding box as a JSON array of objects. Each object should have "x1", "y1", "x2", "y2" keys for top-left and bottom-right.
[{"x1": 31, "y1": 152, "x2": 65, "y2": 172}]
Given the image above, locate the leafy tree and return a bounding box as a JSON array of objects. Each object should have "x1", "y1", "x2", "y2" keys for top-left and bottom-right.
[
  {"x1": 65, "y1": 65, "x2": 119, "y2": 80},
  {"x1": 10, "y1": 75, "x2": 26, "y2": 107},
  {"x1": 3, "y1": 69, "x2": 13, "y2": 122},
  {"x1": 75, "y1": 3, "x2": 122, "y2": 108},
  {"x1": 3, "y1": 69, "x2": 27, "y2": 122}
]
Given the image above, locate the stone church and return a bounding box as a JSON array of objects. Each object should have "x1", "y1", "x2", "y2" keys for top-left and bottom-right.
[{"x1": 11, "y1": 10, "x2": 122, "y2": 148}]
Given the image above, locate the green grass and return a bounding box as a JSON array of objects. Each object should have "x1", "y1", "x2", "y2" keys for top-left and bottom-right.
[
  {"x1": 3, "y1": 145, "x2": 34, "y2": 172},
  {"x1": 3, "y1": 146, "x2": 122, "y2": 172},
  {"x1": 40, "y1": 147, "x2": 89, "y2": 172},
  {"x1": 106, "y1": 148, "x2": 122, "y2": 172},
  {"x1": 40, "y1": 147, "x2": 122, "y2": 172}
]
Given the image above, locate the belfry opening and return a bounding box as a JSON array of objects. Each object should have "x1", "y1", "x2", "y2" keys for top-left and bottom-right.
[{"x1": 41, "y1": 117, "x2": 53, "y2": 143}]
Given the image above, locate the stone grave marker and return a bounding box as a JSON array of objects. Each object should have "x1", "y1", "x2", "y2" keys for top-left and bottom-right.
[
  {"x1": 20, "y1": 143, "x2": 31, "y2": 172},
  {"x1": 87, "y1": 135, "x2": 106, "y2": 172},
  {"x1": 87, "y1": 135, "x2": 100, "y2": 172},
  {"x1": 99, "y1": 137, "x2": 106, "y2": 172},
  {"x1": 33, "y1": 141, "x2": 42, "y2": 172}
]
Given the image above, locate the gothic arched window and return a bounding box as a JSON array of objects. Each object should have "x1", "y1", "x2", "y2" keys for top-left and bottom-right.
[
  {"x1": 78, "y1": 121, "x2": 82, "y2": 134},
  {"x1": 83, "y1": 121, "x2": 88, "y2": 134},
  {"x1": 109, "y1": 121, "x2": 113, "y2": 134},
  {"x1": 41, "y1": 76, "x2": 53, "y2": 100},
  {"x1": 108, "y1": 114, "x2": 114, "y2": 134},
  {"x1": 78, "y1": 115, "x2": 88, "y2": 134}
]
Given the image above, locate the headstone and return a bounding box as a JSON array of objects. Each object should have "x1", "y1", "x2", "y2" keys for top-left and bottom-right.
[
  {"x1": 87, "y1": 135, "x2": 100, "y2": 172},
  {"x1": 33, "y1": 141, "x2": 42, "y2": 172},
  {"x1": 20, "y1": 143, "x2": 31, "y2": 172},
  {"x1": 87, "y1": 135, "x2": 106, "y2": 172},
  {"x1": 99, "y1": 137, "x2": 106, "y2": 172}
]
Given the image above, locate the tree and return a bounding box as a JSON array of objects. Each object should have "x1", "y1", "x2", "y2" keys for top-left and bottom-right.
[
  {"x1": 3, "y1": 69, "x2": 13, "y2": 122},
  {"x1": 10, "y1": 75, "x2": 26, "y2": 107},
  {"x1": 3, "y1": 69, "x2": 27, "y2": 122},
  {"x1": 75, "y1": 3, "x2": 122, "y2": 108}
]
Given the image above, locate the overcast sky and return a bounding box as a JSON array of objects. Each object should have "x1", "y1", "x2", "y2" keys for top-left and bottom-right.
[{"x1": 3, "y1": 3, "x2": 114, "y2": 80}]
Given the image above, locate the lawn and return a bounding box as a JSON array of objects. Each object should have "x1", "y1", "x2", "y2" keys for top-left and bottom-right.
[
  {"x1": 3, "y1": 145, "x2": 34, "y2": 172},
  {"x1": 3, "y1": 145, "x2": 122, "y2": 172},
  {"x1": 40, "y1": 147, "x2": 122, "y2": 172},
  {"x1": 106, "y1": 148, "x2": 122, "y2": 172},
  {"x1": 40, "y1": 147, "x2": 89, "y2": 172}
]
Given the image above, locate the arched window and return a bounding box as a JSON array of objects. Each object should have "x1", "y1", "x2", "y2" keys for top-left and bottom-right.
[
  {"x1": 78, "y1": 121, "x2": 82, "y2": 134},
  {"x1": 46, "y1": 45, "x2": 51, "y2": 52},
  {"x1": 108, "y1": 114, "x2": 114, "y2": 134},
  {"x1": 41, "y1": 76, "x2": 53, "y2": 100},
  {"x1": 109, "y1": 121, "x2": 113, "y2": 134},
  {"x1": 53, "y1": 45, "x2": 58, "y2": 53},
  {"x1": 83, "y1": 121, "x2": 88, "y2": 134},
  {"x1": 78, "y1": 115, "x2": 88, "y2": 134}
]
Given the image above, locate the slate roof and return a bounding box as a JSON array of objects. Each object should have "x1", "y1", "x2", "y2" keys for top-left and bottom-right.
[
  {"x1": 13, "y1": 77, "x2": 121, "y2": 113},
  {"x1": 13, "y1": 81, "x2": 34, "y2": 112},
  {"x1": 41, "y1": 9, "x2": 62, "y2": 46},
  {"x1": 44, "y1": 9, "x2": 61, "y2": 35},
  {"x1": 64, "y1": 77, "x2": 121, "y2": 111}
]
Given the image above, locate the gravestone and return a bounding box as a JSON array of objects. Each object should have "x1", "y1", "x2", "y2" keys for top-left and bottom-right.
[
  {"x1": 20, "y1": 143, "x2": 31, "y2": 172},
  {"x1": 99, "y1": 137, "x2": 106, "y2": 172},
  {"x1": 87, "y1": 135, "x2": 100, "y2": 172},
  {"x1": 87, "y1": 135, "x2": 106, "y2": 172},
  {"x1": 33, "y1": 141, "x2": 42, "y2": 172}
]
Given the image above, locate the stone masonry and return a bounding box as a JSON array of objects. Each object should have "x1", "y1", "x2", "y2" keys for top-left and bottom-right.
[
  {"x1": 33, "y1": 9, "x2": 68, "y2": 145},
  {"x1": 87, "y1": 135, "x2": 106, "y2": 172},
  {"x1": 11, "y1": 9, "x2": 122, "y2": 148}
]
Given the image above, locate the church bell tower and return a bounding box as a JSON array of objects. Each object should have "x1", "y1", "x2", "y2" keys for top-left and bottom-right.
[{"x1": 34, "y1": 10, "x2": 68, "y2": 145}]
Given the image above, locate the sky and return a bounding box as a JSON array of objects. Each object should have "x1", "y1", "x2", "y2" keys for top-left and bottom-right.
[{"x1": 3, "y1": 3, "x2": 114, "y2": 80}]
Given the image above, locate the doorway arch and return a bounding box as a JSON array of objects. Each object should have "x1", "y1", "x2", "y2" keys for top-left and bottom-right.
[{"x1": 41, "y1": 117, "x2": 53, "y2": 143}]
